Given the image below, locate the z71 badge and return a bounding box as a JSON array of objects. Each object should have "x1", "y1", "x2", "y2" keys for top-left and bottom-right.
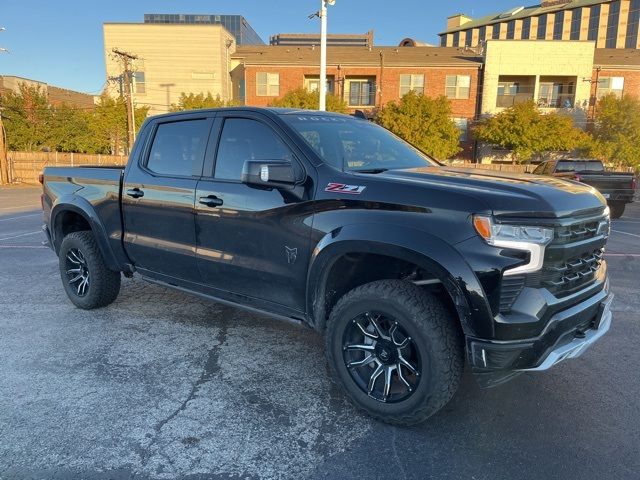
[{"x1": 325, "y1": 183, "x2": 366, "y2": 195}]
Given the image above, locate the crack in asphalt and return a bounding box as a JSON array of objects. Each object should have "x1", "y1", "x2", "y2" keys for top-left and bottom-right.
[{"x1": 136, "y1": 317, "x2": 230, "y2": 467}]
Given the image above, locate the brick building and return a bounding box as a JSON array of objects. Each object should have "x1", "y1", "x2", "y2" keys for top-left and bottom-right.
[{"x1": 231, "y1": 45, "x2": 482, "y2": 155}]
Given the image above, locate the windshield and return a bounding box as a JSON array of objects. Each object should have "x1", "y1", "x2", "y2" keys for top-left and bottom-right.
[{"x1": 282, "y1": 114, "x2": 439, "y2": 172}]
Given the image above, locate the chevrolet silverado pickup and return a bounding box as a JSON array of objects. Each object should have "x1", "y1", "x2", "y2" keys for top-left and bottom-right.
[
  {"x1": 532, "y1": 158, "x2": 636, "y2": 218},
  {"x1": 41, "y1": 107, "x2": 614, "y2": 425}
]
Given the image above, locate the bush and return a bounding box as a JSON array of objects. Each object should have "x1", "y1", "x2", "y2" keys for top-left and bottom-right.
[
  {"x1": 376, "y1": 91, "x2": 462, "y2": 159},
  {"x1": 269, "y1": 88, "x2": 348, "y2": 113}
]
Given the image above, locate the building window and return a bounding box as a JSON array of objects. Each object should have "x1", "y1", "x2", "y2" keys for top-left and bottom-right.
[
  {"x1": 478, "y1": 25, "x2": 487, "y2": 43},
  {"x1": 256, "y1": 72, "x2": 279, "y2": 96},
  {"x1": 605, "y1": 0, "x2": 621, "y2": 48},
  {"x1": 598, "y1": 77, "x2": 624, "y2": 99},
  {"x1": 304, "y1": 75, "x2": 335, "y2": 94},
  {"x1": 506, "y1": 20, "x2": 516, "y2": 39},
  {"x1": 347, "y1": 79, "x2": 376, "y2": 106},
  {"x1": 492, "y1": 23, "x2": 501, "y2": 39},
  {"x1": 440, "y1": 35, "x2": 447, "y2": 47},
  {"x1": 497, "y1": 81, "x2": 519, "y2": 97},
  {"x1": 553, "y1": 11, "x2": 565, "y2": 40},
  {"x1": 445, "y1": 75, "x2": 471, "y2": 99},
  {"x1": 538, "y1": 81, "x2": 575, "y2": 108},
  {"x1": 465, "y1": 30, "x2": 473, "y2": 46},
  {"x1": 400, "y1": 74, "x2": 425, "y2": 96},
  {"x1": 625, "y1": 0, "x2": 640, "y2": 48},
  {"x1": 133, "y1": 72, "x2": 145, "y2": 94},
  {"x1": 521, "y1": 17, "x2": 531, "y2": 39},
  {"x1": 452, "y1": 118, "x2": 468, "y2": 142},
  {"x1": 570, "y1": 9, "x2": 582, "y2": 40},
  {"x1": 588, "y1": 5, "x2": 601, "y2": 41},
  {"x1": 537, "y1": 14, "x2": 548, "y2": 39},
  {"x1": 453, "y1": 31, "x2": 460, "y2": 46}
]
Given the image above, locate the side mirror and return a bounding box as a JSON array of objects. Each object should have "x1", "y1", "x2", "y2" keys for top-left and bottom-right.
[{"x1": 241, "y1": 161, "x2": 301, "y2": 189}]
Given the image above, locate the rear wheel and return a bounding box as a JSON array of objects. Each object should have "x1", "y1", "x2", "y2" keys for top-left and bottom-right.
[
  {"x1": 608, "y1": 201, "x2": 625, "y2": 219},
  {"x1": 325, "y1": 280, "x2": 463, "y2": 426},
  {"x1": 58, "y1": 231, "x2": 121, "y2": 309}
]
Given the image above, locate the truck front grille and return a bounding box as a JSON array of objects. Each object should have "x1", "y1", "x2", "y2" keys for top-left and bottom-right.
[
  {"x1": 541, "y1": 249, "x2": 603, "y2": 297},
  {"x1": 553, "y1": 220, "x2": 599, "y2": 245}
]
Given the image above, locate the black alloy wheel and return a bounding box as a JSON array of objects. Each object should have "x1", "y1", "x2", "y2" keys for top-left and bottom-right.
[
  {"x1": 342, "y1": 311, "x2": 421, "y2": 403},
  {"x1": 64, "y1": 248, "x2": 90, "y2": 297}
]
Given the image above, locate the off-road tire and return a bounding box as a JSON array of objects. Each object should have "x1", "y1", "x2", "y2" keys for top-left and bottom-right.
[
  {"x1": 58, "y1": 231, "x2": 121, "y2": 309},
  {"x1": 325, "y1": 279, "x2": 464, "y2": 426},
  {"x1": 608, "y1": 201, "x2": 625, "y2": 219}
]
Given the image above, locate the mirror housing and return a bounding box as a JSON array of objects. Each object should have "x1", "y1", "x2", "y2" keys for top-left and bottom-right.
[{"x1": 241, "y1": 161, "x2": 300, "y2": 189}]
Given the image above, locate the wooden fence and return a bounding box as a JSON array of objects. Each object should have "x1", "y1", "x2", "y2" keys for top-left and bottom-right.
[
  {"x1": 8, "y1": 151, "x2": 127, "y2": 184},
  {"x1": 5, "y1": 150, "x2": 532, "y2": 184}
]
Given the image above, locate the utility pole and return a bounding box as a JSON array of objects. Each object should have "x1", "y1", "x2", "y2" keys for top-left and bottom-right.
[
  {"x1": 0, "y1": 27, "x2": 9, "y2": 184},
  {"x1": 112, "y1": 49, "x2": 138, "y2": 153},
  {"x1": 582, "y1": 66, "x2": 602, "y2": 128}
]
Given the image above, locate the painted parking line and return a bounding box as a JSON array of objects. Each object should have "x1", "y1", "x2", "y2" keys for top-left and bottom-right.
[
  {"x1": 0, "y1": 213, "x2": 41, "y2": 222},
  {"x1": 0, "y1": 205, "x2": 40, "y2": 211},
  {"x1": 0, "y1": 245, "x2": 48, "y2": 249},
  {"x1": 0, "y1": 231, "x2": 42, "y2": 241},
  {"x1": 605, "y1": 253, "x2": 640, "y2": 257},
  {"x1": 611, "y1": 229, "x2": 640, "y2": 239}
]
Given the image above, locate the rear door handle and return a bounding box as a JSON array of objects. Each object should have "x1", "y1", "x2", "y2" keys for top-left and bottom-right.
[
  {"x1": 198, "y1": 195, "x2": 223, "y2": 207},
  {"x1": 126, "y1": 188, "x2": 144, "y2": 199}
]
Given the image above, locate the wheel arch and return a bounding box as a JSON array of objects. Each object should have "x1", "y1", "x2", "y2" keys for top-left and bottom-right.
[
  {"x1": 306, "y1": 224, "x2": 491, "y2": 337},
  {"x1": 51, "y1": 196, "x2": 121, "y2": 271}
]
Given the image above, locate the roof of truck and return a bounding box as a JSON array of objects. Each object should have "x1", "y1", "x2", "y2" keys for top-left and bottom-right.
[{"x1": 146, "y1": 107, "x2": 352, "y2": 121}]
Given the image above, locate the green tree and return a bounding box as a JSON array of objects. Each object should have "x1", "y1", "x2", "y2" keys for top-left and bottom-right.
[
  {"x1": 269, "y1": 88, "x2": 348, "y2": 113},
  {"x1": 1, "y1": 84, "x2": 52, "y2": 151},
  {"x1": 170, "y1": 92, "x2": 238, "y2": 111},
  {"x1": 589, "y1": 94, "x2": 640, "y2": 171},
  {"x1": 376, "y1": 91, "x2": 461, "y2": 159},
  {"x1": 89, "y1": 95, "x2": 148, "y2": 154},
  {"x1": 49, "y1": 104, "x2": 94, "y2": 153},
  {"x1": 473, "y1": 101, "x2": 589, "y2": 163}
]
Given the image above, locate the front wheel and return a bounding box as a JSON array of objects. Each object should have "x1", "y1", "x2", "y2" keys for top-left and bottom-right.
[
  {"x1": 58, "y1": 231, "x2": 121, "y2": 309},
  {"x1": 325, "y1": 280, "x2": 463, "y2": 426},
  {"x1": 608, "y1": 201, "x2": 625, "y2": 219}
]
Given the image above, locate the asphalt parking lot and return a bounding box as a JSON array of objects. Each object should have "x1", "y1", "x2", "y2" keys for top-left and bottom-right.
[{"x1": 1, "y1": 186, "x2": 638, "y2": 480}]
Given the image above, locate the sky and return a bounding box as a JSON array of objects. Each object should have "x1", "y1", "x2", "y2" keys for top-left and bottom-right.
[{"x1": 0, "y1": 0, "x2": 519, "y2": 93}]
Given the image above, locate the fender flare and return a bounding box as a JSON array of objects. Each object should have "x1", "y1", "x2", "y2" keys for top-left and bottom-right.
[
  {"x1": 50, "y1": 195, "x2": 121, "y2": 271},
  {"x1": 305, "y1": 223, "x2": 493, "y2": 338}
]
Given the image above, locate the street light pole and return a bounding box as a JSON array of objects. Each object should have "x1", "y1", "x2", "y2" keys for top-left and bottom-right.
[
  {"x1": 319, "y1": 0, "x2": 335, "y2": 111},
  {"x1": 319, "y1": 1, "x2": 328, "y2": 111}
]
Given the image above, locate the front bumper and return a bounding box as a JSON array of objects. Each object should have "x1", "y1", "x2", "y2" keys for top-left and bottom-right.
[{"x1": 469, "y1": 289, "x2": 614, "y2": 387}]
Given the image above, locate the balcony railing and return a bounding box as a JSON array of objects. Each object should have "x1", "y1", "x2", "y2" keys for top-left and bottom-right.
[
  {"x1": 537, "y1": 94, "x2": 575, "y2": 108},
  {"x1": 496, "y1": 93, "x2": 534, "y2": 108}
]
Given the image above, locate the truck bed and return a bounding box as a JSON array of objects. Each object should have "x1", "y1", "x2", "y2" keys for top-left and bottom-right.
[{"x1": 42, "y1": 165, "x2": 126, "y2": 269}]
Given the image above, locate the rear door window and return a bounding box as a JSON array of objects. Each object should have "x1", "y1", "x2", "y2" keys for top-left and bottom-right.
[{"x1": 146, "y1": 119, "x2": 211, "y2": 177}]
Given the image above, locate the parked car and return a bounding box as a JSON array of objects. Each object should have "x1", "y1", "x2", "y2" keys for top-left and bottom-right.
[
  {"x1": 532, "y1": 159, "x2": 636, "y2": 218},
  {"x1": 41, "y1": 108, "x2": 614, "y2": 425}
]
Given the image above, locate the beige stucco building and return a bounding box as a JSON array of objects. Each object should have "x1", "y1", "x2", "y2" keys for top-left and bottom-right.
[
  {"x1": 103, "y1": 23, "x2": 236, "y2": 114},
  {"x1": 482, "y1": 40, "x2": 596, "y2": 121}
]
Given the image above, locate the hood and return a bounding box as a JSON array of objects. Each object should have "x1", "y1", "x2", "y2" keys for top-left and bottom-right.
[{"x1": 379, "y1": 166, "x2": 606, "y2": 218}]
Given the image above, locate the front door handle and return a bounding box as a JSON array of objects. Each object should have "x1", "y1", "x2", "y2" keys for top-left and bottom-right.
[
  {"x1": 126, "y1": 188, "x2": 144, "y2": 199},
  {"x1": 198, "y1": 195, "x2": 223, "y2": 207}
]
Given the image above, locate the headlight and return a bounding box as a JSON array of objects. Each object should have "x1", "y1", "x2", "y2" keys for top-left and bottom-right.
[{"x1": 473, "y1": 215, "x2": 553, "y2": 276}]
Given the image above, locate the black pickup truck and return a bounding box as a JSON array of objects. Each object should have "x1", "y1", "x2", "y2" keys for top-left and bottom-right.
[
  {"x1": 532, "y1": 159, "x2": 636, "y2": 218},
  {"x1": 41, "y1": 108, "x2": 614, "y2": 425}
]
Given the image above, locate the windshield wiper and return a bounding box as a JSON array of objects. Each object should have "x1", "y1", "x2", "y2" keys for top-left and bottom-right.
[{"x1": 351, "y1": 168, "x2": 389, "y2": 174}]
